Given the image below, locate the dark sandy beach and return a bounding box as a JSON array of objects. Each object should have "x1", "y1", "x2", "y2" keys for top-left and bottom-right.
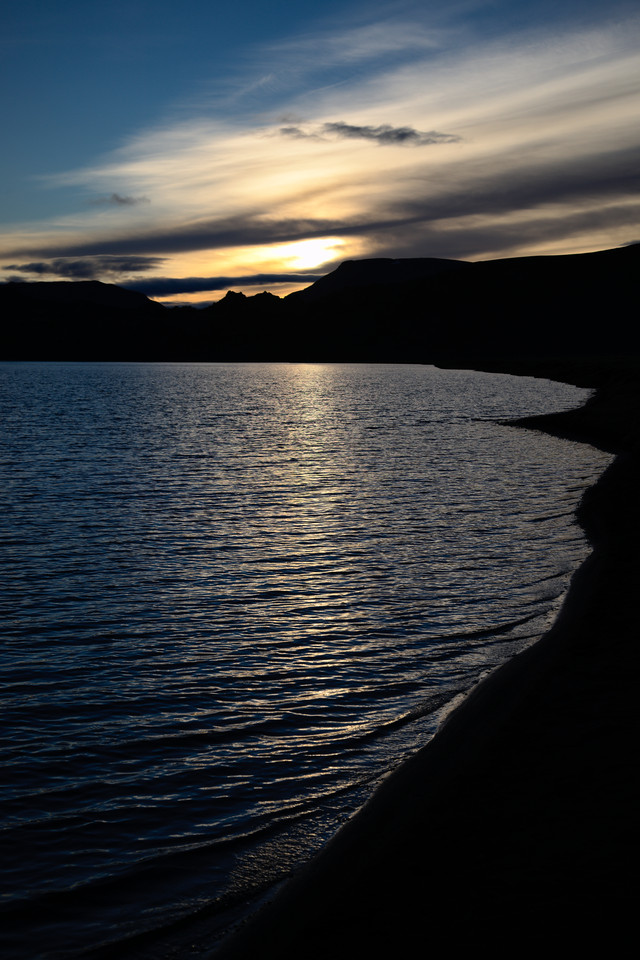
[{"x1": 214, "y1": 361, "x2": 640, "y2": 957}]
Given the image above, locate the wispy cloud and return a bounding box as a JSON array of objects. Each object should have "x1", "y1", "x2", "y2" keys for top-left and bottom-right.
[
  {"x1": 5, "y1": 139, "x2": 638, "y2": 264},
  {"x1": 1, "y1": 4, "x2": 639, "y2": 294},
  {"x1": 258, "y1": 13, "x2": 449, "y2": 74}
]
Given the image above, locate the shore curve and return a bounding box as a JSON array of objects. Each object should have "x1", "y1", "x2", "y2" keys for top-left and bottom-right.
[{"x1": 213, "y1": 363, "x2": 640, "y2": 957}]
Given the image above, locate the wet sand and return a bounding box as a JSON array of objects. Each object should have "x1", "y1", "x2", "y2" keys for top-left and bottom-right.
[{"x1": 215, "y1": 364, "x2": 640, "y2": 957}]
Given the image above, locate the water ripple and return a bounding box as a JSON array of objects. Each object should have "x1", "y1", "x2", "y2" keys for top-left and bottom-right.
[{"x1": 0, "y1": 362, "x2": 610, "y2": 958}]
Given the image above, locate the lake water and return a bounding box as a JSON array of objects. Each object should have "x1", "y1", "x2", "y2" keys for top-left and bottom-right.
[{"x1": 0, "y1": 362, "x2": 610, "y2": 959}]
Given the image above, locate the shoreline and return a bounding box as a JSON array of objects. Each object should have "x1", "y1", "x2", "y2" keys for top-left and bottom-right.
[{"x1": 213, "y1": 363, "x2": 640, "y2": 956}]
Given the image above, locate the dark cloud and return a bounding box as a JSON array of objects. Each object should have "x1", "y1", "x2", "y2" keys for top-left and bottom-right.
[
  {"x1": 6, "y1": 255, "x2": 165, "y2": 280},
  {"x1": 405, "y1": 146, "x2": 640, "y2": 221},
  {"x1": 3, "y1": 145, "x2": 638, "y2": 267},
  {"x1": 278, "y1": 125, "x2": 323, "y2": 141},
  {"x1": 3, "y1": 217, "x2": 344, "y2": 260},
  {"x1": 91, "y1": 193, "x2": 150, "y2": 206},
  {"x1": 280, "y1": 121, "x2": 461, "y2": 146},
  {"x1": 322, "y1": 122, "x2": 461, "y2": 146},
  {"x1": 123, "y1": 272, "x2": 326, "y2": 296},
  {"x1": 367, "y1": 203, "x2": 640, "y2": 264}
]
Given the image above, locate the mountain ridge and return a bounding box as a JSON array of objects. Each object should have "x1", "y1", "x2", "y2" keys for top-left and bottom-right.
[{"x1": 1, "y1": 243, "x2": 638, "y2": 367}]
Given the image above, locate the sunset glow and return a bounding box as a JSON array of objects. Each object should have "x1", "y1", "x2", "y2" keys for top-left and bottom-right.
[
  {"x1": 260, "y1": 238, "x2": 350, "y2": 271},
  {"x1": 2, "y1": 1, "x2": 639, "y2": 303}
]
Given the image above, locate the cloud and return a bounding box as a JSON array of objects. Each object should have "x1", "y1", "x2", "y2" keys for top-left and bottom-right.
[
  {"x1": 4, "y1": 139, "x2": 638, "y2": 266},
  {"x1": 91, "y1": 193, "x2": 151, "y2": 206},
  {"x1": 1, "y1": 5, "x2": 639, "y2": 282},
  {"x1": 1, "y1": 217, "x2": 344, "y2": 261},
  {"x1": 278, "y1": 125, "x2": 323, "y2": 141},
  {"x1": 280, "y1": 121, "x2": 461, "y2": 146},
  {"x1": 365, "y1": 199, "x2": 640, "y2": 263},
  {"x1": 6, "y1": 255, "x2": 165, "y2": 279},
  {"x1": 258, "y1": 15, "x2": 447, "y2": 80},
  {"x1": 122, "y1": 272, "x2": 326, "y2": 296},
  {"x1": 325, "y1": 121, "x2": 461, "y2": 146}
]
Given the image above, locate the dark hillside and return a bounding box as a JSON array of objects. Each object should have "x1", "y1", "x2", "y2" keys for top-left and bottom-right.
[
  {"x1": 1, "y1": 244, "x2": 638, "y2": 364},
  {"x1": 284, "y1": 243, "x2": 639, "y2": 364},
  {"x1": 0, "y1": 281, "x2": 166, "y2": 360},
  {"x1": 287, "y1": 256, "x2": 468, "y2": 302}
]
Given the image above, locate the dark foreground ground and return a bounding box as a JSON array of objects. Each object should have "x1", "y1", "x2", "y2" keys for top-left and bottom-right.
[{"x1": 214, "y1": 360, "x2": 640, "y2": 957}]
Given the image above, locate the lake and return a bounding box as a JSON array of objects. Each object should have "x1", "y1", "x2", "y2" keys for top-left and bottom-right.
[{"x1": 0, "y1": 362, "x2": 610, "y2": 958}]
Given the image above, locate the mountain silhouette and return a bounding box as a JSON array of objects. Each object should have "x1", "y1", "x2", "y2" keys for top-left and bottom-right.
[
  {"x1": 288, "y1": 257, "x2": 468, "y2": 302},
  {"x1": 1, "y1": 244, "x2": 638, "y2": 366}
]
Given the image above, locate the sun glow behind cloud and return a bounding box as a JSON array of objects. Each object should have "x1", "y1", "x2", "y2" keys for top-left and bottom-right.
[
  {"x1": 1, "y1": 3, "x2": 639, "y2": 301},
  {"x1": 250, "y1": 238, "x2": 351, "y2": 271}
]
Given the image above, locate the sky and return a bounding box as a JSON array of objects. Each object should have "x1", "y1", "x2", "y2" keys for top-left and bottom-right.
[{"x1": 1, "y1": 0, "x2": 639, "y2": 303}]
